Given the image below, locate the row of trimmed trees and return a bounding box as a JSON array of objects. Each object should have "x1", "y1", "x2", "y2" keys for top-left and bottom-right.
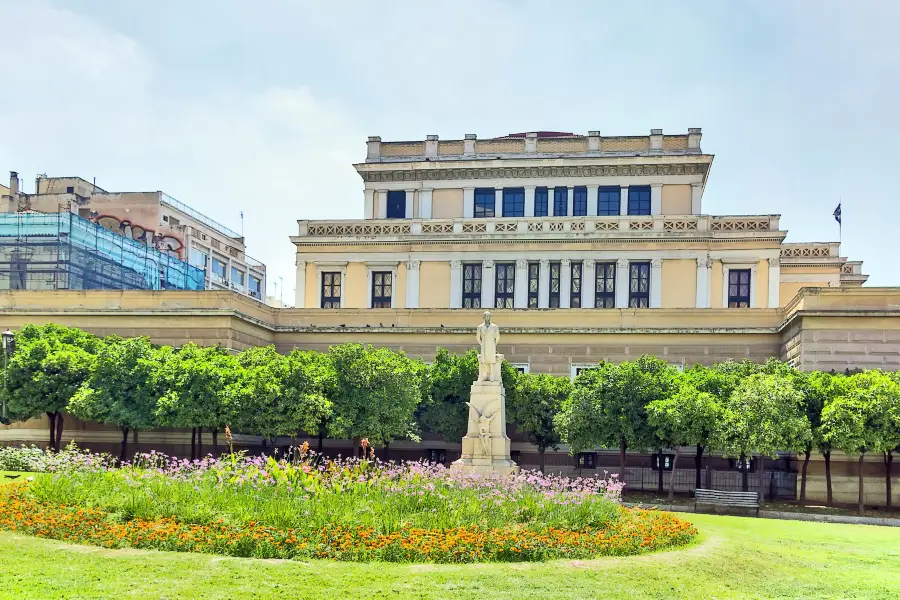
[{"x1": 2, "y1": 324, "x2": 899, "y2": 510}]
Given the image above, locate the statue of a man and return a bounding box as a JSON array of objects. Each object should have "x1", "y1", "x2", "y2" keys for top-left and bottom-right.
[{"x1": 476, "y1": 311, "x2": 500, "y2": 381}]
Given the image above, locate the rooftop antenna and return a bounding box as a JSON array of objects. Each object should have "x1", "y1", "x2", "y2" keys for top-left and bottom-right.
[
  {"x1": 279, "y1": 276, "x2": 284, "y2": 306},
  {"x1": 240, "y1": 211, "x2": 244, "y2": 238}
]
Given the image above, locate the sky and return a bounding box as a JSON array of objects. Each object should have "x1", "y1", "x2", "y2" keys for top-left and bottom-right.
[{"x1": 1, "y1": 0, "x2": 898, "y2": 300}]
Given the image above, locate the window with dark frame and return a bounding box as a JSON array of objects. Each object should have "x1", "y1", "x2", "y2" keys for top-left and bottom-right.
[
  {"x1": 527, "y1": 262, "x2": 540, "y2": 308},
  {"x1": 462, "y1": 263, "x2": 482, "y2": 308},
  {"x1": 502, "y1": 188, "x2": 525, "y2": 217},
  {"x1": 628, "y1": 261, "x2": 650, "y2": 308},
  {"x1": 598, "y1": 186, "x2": 620, "y2": 216},
  {"x1": 576, "y1": 453, "x2": 596, "y2": 469},
  {"x1": 321, "y1": 272, "x2": 341, "y2": 308},
  {"x1": 371, "y1": 271, "x2": 392, "y2": 308},
  {"x1": 386, "y1": 190, "x2": 406, "y2": 218},
  {"x1": 570, "y1": 261, "x2": 583, "y2": 308},
  {"x1": 495, "y1": 263, "x2": 515, "y2": 308},
  {"x1": 553, "y1": 187, "x2": 568, "y2": 216},
  {"x1": 727, "y1": 269, "x2": 751, "y2": 308},
  {"x1": 474, "y1": 188, "x2": 495, "y2": 218},
  {"x1": 428, "y1": 449, "x2": 447, "y2": 465},
  {"x1": 627, "y1": 186, "x2": 651, "y2": 216},
  {"x1": 594, "y1": 262, "x2": 616, "y2": 308},
  {"x1": 573, "y1": 186, "x2": 587, "y2": 216},
  {"x1": 549, "y1": 261, "x2": 561, "y2": 308},
  {"x1": 534, "y1": 187, "x2": 549, "y2": 217}
]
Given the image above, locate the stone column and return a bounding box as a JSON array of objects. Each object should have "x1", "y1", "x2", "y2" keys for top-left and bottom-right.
[
  {"x1": 364, "y1": 190, "x2": 375, "y2": 219},
  {"x1": 419, "y1": 189, "x2": 433, "y2": 218},
  {"x1": 406, "y1": 260, "x2": 420, "y2": 308},
  {"x1": 768, "y1": 258, "x2": 780, "y2": 308},
  {"x1": 650, "y1": 183, "x2": 663, "y2": 215},
  {"x1": 514, "y1": 259, "x2": 528, "y2": 308},
  {"x1": 294, "y1": 259, "x2": 306, "y2": 308},
  {"x1": 566, "y1": 187, "x2": 574, "y2": 217},
  {"x1": 619, "y1": 185, "x2": 629, "y2": 216},
  {"x1": 560, "y1": 259, "x2": 572, "y2": 308},
  {"x1": 650, "y1": 258, "x2": 663, "y2": 308},
  {"x1": 463, "y1": 188, "x2": 475, "y2": 218},
  {"x1": 750, "y1": 264, "x2": 758, "y2": 308},
  {"x1": 581, "y1": 259, "x2": 595, "y2": 308},
  {"x1": 377, "y1": 190, "x2": 388, "y2": 219},
  {"x1": 494, "y1": 188, "x2": 503, "y2": 217},
  {"x1": 691, "y1": 182, "x2": 702, "y2": 214},
  {"x1": 586, "y1": 185, "x2": 599, "y2": 216},
  {"x1": 538, "y1": 259, "x2": 550, "y2": 308},
  {"x1": 615, "y1": 259, "x2": 629, "y2": 308},
  {"x1": 449, "y1": 260, "x2": 462, "y2": 308},
  {"x1": 405, "y1": 189, "x2": 415, "y2": 219},
  {"x1": 524, "y1": 186, "x2": 536, "y2": 217},
  {"x1": 695, "y1": 256, "x2": 711, "y2": 308},
  {"x1": 481, "y1": 260, "x2": 495, "y2": 309}
]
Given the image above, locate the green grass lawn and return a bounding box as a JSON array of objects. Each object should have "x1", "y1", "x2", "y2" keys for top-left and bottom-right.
[
  {"x1": 0, "y1": 513, "x2": 898, "y2": 600},
  {"x1": 0, "y1": 472, "x2": 30, "y2": 486}
]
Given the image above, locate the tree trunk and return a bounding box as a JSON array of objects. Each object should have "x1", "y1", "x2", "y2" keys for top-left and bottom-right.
[
  {"x1": 55, "y1": 412, "x2": 63, "y2": 453},
  {"x1": 758, "y1": 455, "x2": 766, "y2": 505},
  {"x1": 824, "y1": 451, "x2": 833, "y2": 506},
  {"x1": 120, "y1": 427, "x2": 129, "y2": 463},
  {"x1": 669, "y1": 446, "x2": 680, "y2": 501},
  {"x1": 212, "y1": 428, "x2": 218, "y2": 458},
  {"x1": 800, "y1": 448, "x2": 811, "y2": 503},
  {"x1": 197, "y1": 427, "x2": 203, "y2": 459},
  {"x1": 740, "y1": 453, "x2": 749, "y2": 492},
  {"x1": 858, "y1": 453, "x2": 866, "y2": 514},
  {"x1": 383, "y1": 440, "x2": 390, "y2": 462},
  {"x1": 46, "y1": 412, "x2": 57, "y2": 452},
  {"x1": 133, "y1": 429, "x2": 139, "y2": 455},
  {"x1": 657, "y1": 448, "x2": 664, "y2": 494},
  {"x1": 539, "y1": 448, "x2": 546, "y2": 474},
  {"x1": 694, "y1": 445, "x2": 704, "y2": 492},
  {"x1": 885, "y1": 451, "x2": 893, "y2": 511},
  {"x1": 190, "y1": 427, "x2": 196, "y2": 460},
  {"x1": 317, "y1": 427, "x2": 325, "y2": 453},
  {"x1": 618, "y1": 437, "x2": 627, "y2": 480}
]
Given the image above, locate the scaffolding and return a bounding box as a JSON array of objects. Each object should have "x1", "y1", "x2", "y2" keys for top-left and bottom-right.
[{"x1": 0, "y1": 212, "x2": 205, "y2": 291}]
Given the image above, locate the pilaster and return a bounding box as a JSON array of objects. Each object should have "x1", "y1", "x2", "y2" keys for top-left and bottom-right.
[
  {"x1": 419, "y1": 189, "x2": 433, "y2": 218},
  {"x1": 650, "y1": 183, "x2": 663, "y2": 215},
  {"x1": 450, "y1": 260, "x2": 462, "y2": 308},
  {"x1": 691, "y1": 182, "x2": 702, "y2": 214},
  {"x1": 581, "y1": 259, "x2": 595, "y2": 309},
  {"x1": 405, "y1": 189, "x2": 415, "y2": 219},
  {"x1": 364, "y1": 190, "x2": 375, "y2": 219},
  {"x1": 560, "y1": 259, "x2": 572, "y2": 309},
  {"x1": 514, "y1": 259, "x2": 528, "y2": 308},
  {"x1": 566, "y1": 187, "x2": 574, "y2": 217},
  {"x1": 695, "y1": 256, "x2": 711, "y2": 308},
  {"x1": 524, "y1": 186, "x2": 536, "y2": 217},
  {"x1": 406, "y1": 260, "x2": 420, "y2": 308},
  {"x1": 294, "y1": 258, "x2": 306, "y2": 308},
  {"x1": 768, "y1": 258, "x2": 780, "y2": 308},
  {"x1": 619, "y1": 185, "x2": 629, "y2": 216},
  {"x1": 538, "y1": 259, "x2": 550, "y2": 308},
  {"x1": 615, "y1": 259, "x2": 629, "y2": 308},
  {"x1": 463, "y1": 187, "x2": 475, "y2": 219},
  {"x1": 494, "y1": 188, "x2": 503, "y2": 218},
  {"x1": 377, "y1": 190, "x2": 387, "y2": 219},
  {"x1": 650, "y1": 258, "x2": 663, "y2": 308},
  {"x1": 481, "y1": 260, "x2": 495, "y2": 309}
]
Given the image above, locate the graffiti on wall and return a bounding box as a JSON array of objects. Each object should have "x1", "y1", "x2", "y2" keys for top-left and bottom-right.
[{"x1": 94, "y1": 215, "x2": 184, "y2": 259}]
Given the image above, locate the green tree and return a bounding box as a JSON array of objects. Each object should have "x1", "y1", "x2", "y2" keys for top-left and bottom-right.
[
  {"x1": 155, "y1": 344, "x2": 242, "y2": 458},
  {"x1": 417, "y1": 349, "x2": 478, "y2": 443},
  {"x1": 647, "y1": 383, "x2": 721, "y2": 500},
  {"x1": 714, "y1": 373, "x2": 812, "y2": 500},
  {"x1": 509, "y1": 372, "x2": 571, "y2": 473},
  {"x1": 69, "y1": 337, "x2": 171, "y2": 462},
  {"x1": 795, "y1": 370, "x2": 845, "y2": 504},
  {"x1": 557, "y1": 356, "x2": 680, "y2": 477},
  {"x1": 3, "y1": 324, "x2": 103, "y2": 451},
  {"x1": 283, "y1": 349, "x2": 335, "y2": 452},
  {"x1": 328, "y1": 343, "x2": 425, "y2": 450},
  {"x1": 682, "y1": 364, "x2": 735, "y2": 490}
]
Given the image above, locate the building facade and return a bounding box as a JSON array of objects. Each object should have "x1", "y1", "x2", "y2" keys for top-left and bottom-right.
[{"x1": 2, "y1": 172, "x2": 266, "y2": 300}]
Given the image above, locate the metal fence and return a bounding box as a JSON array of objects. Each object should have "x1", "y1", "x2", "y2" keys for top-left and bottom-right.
[{"x1": 621, "y1": 467, "x2": 796, "y2": 500}]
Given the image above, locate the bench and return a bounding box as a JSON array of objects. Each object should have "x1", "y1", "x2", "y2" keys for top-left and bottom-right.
[{"x1": 694, "y1": 489, "x2": 759, "y2": 517}]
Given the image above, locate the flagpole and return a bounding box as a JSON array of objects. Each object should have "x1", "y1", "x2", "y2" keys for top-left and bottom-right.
[{"x1": 838, "y1": 196, "x2": 842, "y2": 251}]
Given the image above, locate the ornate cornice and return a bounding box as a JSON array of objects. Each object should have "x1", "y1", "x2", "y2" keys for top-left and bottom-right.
[{"x1": 361, "y1": 162, "x2": 709, "y2": 183}]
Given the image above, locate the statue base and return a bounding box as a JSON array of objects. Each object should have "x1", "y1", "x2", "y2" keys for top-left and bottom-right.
[{"x1": 450, "y1": 379, "x2": 519, "y2": 475}]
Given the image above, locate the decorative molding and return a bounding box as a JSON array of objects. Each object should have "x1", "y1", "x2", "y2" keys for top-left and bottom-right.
[
  {"x1": 617, "y1": 258, "x2": 629, "y2": 268},
  {"x1": 406, "y1": 260, "x2": 420, "y2": 271},
  {"x1": 697, "y1": 256, "x2": 712, "y2": 268},
  {"x1": 539, "y1": 258, "x2": 550, "y2": 267},
  {"x1": 450, "y1": 260, "x2": 462, "y2": 269},
  {"x1": 583, "y1": 258, "x2": 595, "y2": 268},
  {"x1": 360, "y1": 163, "x2": 709, "y2": 183},
  {"x1": 651, "y1": 258, "x2": 663, "y2": 268},
  {"x1": 515, "y1": 258, "x2": 528, "y2": 269}
]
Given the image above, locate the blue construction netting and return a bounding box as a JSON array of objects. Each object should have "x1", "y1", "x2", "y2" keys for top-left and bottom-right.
[{"x1": 0, "y1": 212, "x2": 205, "y2": 291}]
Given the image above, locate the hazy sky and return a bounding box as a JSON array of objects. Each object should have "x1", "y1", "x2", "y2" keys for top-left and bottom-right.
[{"x1": 2, "y1": 1, "x2": 898, "y2": 300}]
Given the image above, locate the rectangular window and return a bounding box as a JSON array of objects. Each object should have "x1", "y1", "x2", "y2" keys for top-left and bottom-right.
[
  {"x1": 189, "y1": 247, "x2": 208, "y2": 269},
  {"x1": 629, "y1": 261, "x2": 650, "y2": 308},
  {"x1": 210, "y1": 257, "x2": 226, "y2": 279},
  {"x1": 527, "y1": 262, "x2": 540, "y2": 308},
  {"x1": 428, "y1": 449, "x2": 447, "y2": 465},
  {"x1": 628, "y1": 186, "x2": 651, "y2": 216},
  {"x1": 598, "y1": 186, "x2": 621, "y2": 216},
  {"x1": 534, "y1": 187, "x2": 549, "y2": 217},
  {"x1": 727, "y1": 269, "x2": 751, "y2": 308},
  {"x1": 570, "y1": 261, "x2": 582, "y2": 308},
  {"x1": 371, "y1": 271, "x2": 393, "y2": 308},
  {"x1": 231, "y1": 267, "x2": 245, "y2": 287},
  {"x1": 462, "y1": 263, "x2": 482, "y2": 308},
  {"x1": 595, "y1": 262, "x2": 616, "y2": 308},
  {"x1": 495, "y1": 263, "x2": 515, "y2": 309},
  {"x1": 576, "y1": 453, "x2": 596, "y2": 469},
  {"x1": 573, "y1": 186, "x2": 587, "y2": 216},
  {"x1": 502, "y1": 188, "x2": 524, "y2": 217},
  {"x1": 553, "y1": 187, "x2": 568, "y2": 216},
  {"x1": 474, "y1": 188, "x2": 495, "y2": 218},
  {"x1": 549, "y1": 261, "x2": 561, "y2": 308},
  {"x1": 321, "y1": 272, "x2": 341, "y2": 308},
  {"x1": 386, "y1": 190, "x2": 406, "y2": 218},
  {"x1": 248, "y1": 275, "x2": 261, "y2": 299}
]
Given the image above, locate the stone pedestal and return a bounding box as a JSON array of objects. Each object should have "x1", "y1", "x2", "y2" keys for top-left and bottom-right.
[{"x1": 451, "y1": 379, "x2": 519, "y2": 475}]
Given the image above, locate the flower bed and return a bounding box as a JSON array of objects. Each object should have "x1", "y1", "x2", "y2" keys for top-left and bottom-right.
[{"x1": 0, "y1": 447, "x2": 698, "y2": 562}]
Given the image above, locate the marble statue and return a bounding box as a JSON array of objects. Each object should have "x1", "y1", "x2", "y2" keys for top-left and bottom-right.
[{"x1": 476, "y1": 311, "x2": 501, "y2": 382}]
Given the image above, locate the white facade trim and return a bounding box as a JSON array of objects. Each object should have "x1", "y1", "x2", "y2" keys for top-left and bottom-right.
[
  {"x1": 481, "y1": 260, "x2": 495, "y2": 309},
  {"x1": 691, "y1": 182, "x2": 702, "y2": 214},
  {"x1": 362, "y1": 174, "x2": 705, "y2": 193},
  {"x1": 365, "y1": 262, "x2": 399, "y2": 309},
  {"x1": 494, "y1": 188, "x2": 503, "y2": 218},
  {"x1": 377, "y1": 190, "x2": 387, "y2": 219},
  {"x1": 295, "y1": 259, "x2": 307, "y2": 308},
  {"x1": 406, "y1": 260, "x2": 420, "y2": 308},
  {"x1": 650, "y1": 258, "x2": 663, "y2": 308},
  {"x1": 524, "y1": 186, "x2": 536, "y2": 217},
  {"x1": 419, "y1": 189, "x2": 433, "y2": 219},
  {"x1": 767, "y1": 258, "x2": 780, "y2": 308},
  {"x1": 510, "y1": 363, "x2": 531, "y2": 374},
  {"x1": 571, "y1": 363, "x2": 599, "y2": 379},
  {"x1": 364, "y1": 190, "x2": 375, "y2": 219},
  {"x1": 615, "y1": 259, "x2": 629, "y2": 308},
  {"x1": 405, "y1": 190, "x2": 415, "y2": 219},
  {"x1": 538, "y1": 259, "x2": 550, "y2": 308},
  {"x1": 695, "y1": 257, "x2": 711, "y2": 308},
  {"x1": 463, "y1": 188, "x2": 474, "y2": 219},
  {"x1": 650, "y1": 183, "x2": 663, "y2": 215},
  {"x1": 586, "y1": 184, "x2": 598, "y2": 216},
  {"x1": 315, "y1": 263, "x2": 347, "y2": 309},
  {"x1": 514, "y1": 259, "x2": 528, "y2": 308},
  {"x1": 297, "y1": 248, "x2": 780, "y2": 263},
  {"x1": 619, "y1": 185, "x2": 629, "y2": 216},
  {"x1": 566, "y1": 187, "x2": 574, "y2": 217},
  {"x1": 721, "y1": 262, "x2": 758, "y2": 308},
  {"x1": 581, "y1": 259, "x2": 595, "y2": 309},
  {"x1": 560, "y1": 259, "x2": 572, "y2": 308},
  {"x1": 449, "y1": 260, "x2": 462, "y2": 308}
]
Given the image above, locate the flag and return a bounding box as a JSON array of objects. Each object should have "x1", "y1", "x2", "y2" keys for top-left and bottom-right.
[{"x1": 833, "y1": 203, "x2": 841, "y2": 225}]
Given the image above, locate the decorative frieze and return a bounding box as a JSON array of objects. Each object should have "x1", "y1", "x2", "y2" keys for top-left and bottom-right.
[{"x1": 360, "y1": 163, "x2": 709, "y2": 183}]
